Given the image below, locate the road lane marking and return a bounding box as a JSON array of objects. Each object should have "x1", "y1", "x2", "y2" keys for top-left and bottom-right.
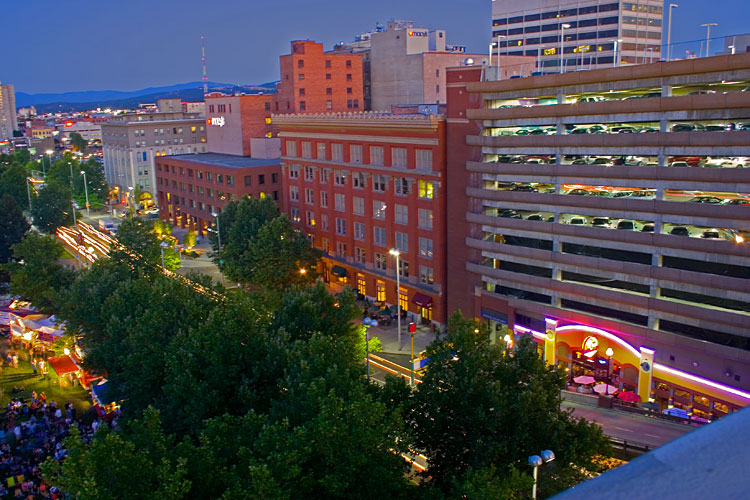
[
  {"x1": 645, "y1": 433, "x2": 661, "y2": 438},
  {"x1": 613, "y1": 426, "x2": 634, "y2": 432}
]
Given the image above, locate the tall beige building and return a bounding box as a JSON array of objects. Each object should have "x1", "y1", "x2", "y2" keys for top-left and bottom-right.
[
  {"x1": 492, "y1": 0, "x2": 663, "y2": 72},
  {"x1": 0, "y1": 83, "x2": 17, "y2": 141}
]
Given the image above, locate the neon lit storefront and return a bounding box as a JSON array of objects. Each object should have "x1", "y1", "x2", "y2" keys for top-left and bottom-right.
[{"x1": 514, "y1": 319, "x2": 750, "y2": 419}]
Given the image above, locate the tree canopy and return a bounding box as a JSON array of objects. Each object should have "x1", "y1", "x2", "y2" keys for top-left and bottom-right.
[
  {"x1": 31, "y1": 181, "x2": 74, "y2": 233},
  {"x1": 0, "y1": 194, "x2": 30, "y2": 263}
]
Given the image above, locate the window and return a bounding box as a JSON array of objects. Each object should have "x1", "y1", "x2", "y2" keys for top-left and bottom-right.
[
  {"x1": 299, "y1": 88, "x2": 305, "y2": 96},
  {"x1": 395, "y1": 232, "x2": 408, "y2": 252},
  {"x1": 346, "y1": 59, "x2": 352, "y2": 68},
  {"x1": 420, "y1": 266, "x2": 434, "y2": 285},
  {"x1": 317, "y1": 143, "x2": 326, "y2": 159},
  {"x1": 298, "y1": 73, "x2": 305, "y2": 80},
  {"x1": 370, "y1": 146, "x2": 384, "y2": 165},
  {"x1": 288, "y1": 165, "x2": 300, "y2": 179},
  {"x1": 335, "y1": 193, "x2": 346, "y2": 212},
  {"x1": 216, "y1": 174, "x2": 223, "y2": 184},
  {"x1": 320, "y1": 169, "x2": 330, "y2": 183},
  {"x1": 395, "y1": 205, "x2": 408, "y2": 225},
  {"x1": 259, "y1": 174, "x2": 266, "y2": 185},
  {"x1": 354, "y1": 222, "x2": 365, "y2": 241},
  {"x1": 305, "y1": 188, "x2": 314, "y2": 205},
  {"x1": 398, "y1": 260, "x2": 409, "y2": 278},
  {"x1": 320, "y1": 191, "x2": 329, "y2": 208},
  {"x1": 374, "y1": 227, "x2": 386, "y2": 247},
  {"x1": 286, "y1": 141, "x2": 297, "y2": 157},
  {"x1": 418, "y1": 180, "x2": 434, "y2": 199},
  {"x1": 321, "y1": 214, "x2": 329, "y2": 231},
  {"x1": 355, "y1": 247, "x2": 367, "y2": 264},
  {"x1": 226, "y1": 175, "x2": 234, "y2": 186},
  {"x1": 336, "y1": 242, "x2": 347, "y2": 258},
  {"x1": 198, "y1": 170, "x2": 203, "y2": 179},
  {"x1": 347, "y1": 87, "x2": 353, "y2": 94},
  {"x1": 331, "y1": 143, "x2": 343, "y2": 161},
  {"x1": 394, "y1": 177, "x2": 409, "y2": 196},
  {"x1": 392, "y1": 148, "x2": 407, "y2": 168},
  {"x1": 289, "y1": 186, "x2": 299, "y2": 201},
  {"x1": 376, "y1": 280, "x2": 386, "y2": 300},
  {"x1": 334, "y1": 170, "x2": 347, "y2": 186},
  {"x1": 298, "y1": 59, "x2": 304, "y2": 68},
  {"x1": 270, "y1": 173, "x2": 277, "y2": 184},
  {"x1": 290, "y1": 207, "x2": 301, "y2": 223},
  {"x1": 373, "y1": 201, "x2": 386, "y2": 220},
  {"x1": 352, "y1": 172, "x2": 365, "y2": 189},
  {"x1": 326, "y1": 73, "x2": 332, "y2": 80},
  {"x1": 326, "y1": 88, "x2": 332, "y2": 95},
  {"x1": 326, "y1": 100, "x2": 333, "y2": 110},
  {"x1": 373, "y1": 175, "x2": 386, "y2": 192},
  {"x1": 336, "y1": 218, "x2": 346, "y2": 236},
  {"x1": 206, "y1": 172, "x2": 213, "y2": 181},
  {"x1": 346, "y1": 74, "x2": 352, "y2": 81},
  {"x1": 416, "y1": 150, "x2": 433, "y2": 171},
  {"x1": 418, "y1": 208, "x2": 433, "y2": 230},
  {"x1": 357, "y1": 274, "x2": 366, "y2": 295},
  {"x1": 419, "y1": 238, "x2": 433, "y2": 259},
  {"x1": 375, "y1": 255, "x2": 387, "y2": 272},
  {"x1": 301, "y1": 141, "x2": 312, "y2": 158},
  {"x1": 305, "y1": 210, "x2": 315, "y2": 226},
  {"x1": 350, "y1": 145, "x2": 363, "y2": 163},
  {"x1": 304, "y1": 166, "x2": 314, "y2": 181},
  {"x1": 321, "y1": 237, "x2": 330, "y2": 253},
  {"x1": 299, "y1": 101, "x2": 306, "y2": 111},
  {"x1": 325, "y1": 60, "x2": 332, "y2": 68},
  {"x1": 353, "y1": 197, "x2": 364, "y2": 216}
]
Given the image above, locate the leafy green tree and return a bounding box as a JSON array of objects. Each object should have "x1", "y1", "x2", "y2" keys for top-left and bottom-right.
[
  {"x1": 42, "y1": 409, "x2": 190, "y2": 500},
  {"x1": 70, "y1": 132, "x2": 88, "y2": 152},
  {"x1": 31, "y1": 181, "x2": 74, "y2": 233},
  {"x1": 0, "y1": 194, "x2": 30, "y2": 263},
  {"x1": 210, "y1": 196, "x2": 278, "y2": 267},
  {"x1": 7, "y1": 232, "x2": 77, "y2": 313},
  {"x1": 115, "y1": 218, "x2": 160, "y2": 264},
  {"x1": 78, "y1": 157, "x2": 108, "y2": 199},
  {"x1": 0, "y1": 163, "x2": 30, "y2": 209},
  {"x1": 182, "y1": 229, "x2": 197, "y2": 248},
  {"x1": 406, "y1": 312, "x2": 610, "y2": 496},
  {"x1": 222, "y1": 213, "x2": 321, "y2": 294},
  {"x1": 153, "y1": 219, "x2": 172, "y2": 237},
  {"x1": 14, "y1": 149, "x2": 31, "y2": 166}
]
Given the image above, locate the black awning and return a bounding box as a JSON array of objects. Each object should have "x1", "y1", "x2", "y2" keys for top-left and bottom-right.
[
  {"x1": 412, "y1": 292, "x2": 433, "y2": 308},
  {"x1": 331, "y1": 265, "x2": 347, "y2": 278}
]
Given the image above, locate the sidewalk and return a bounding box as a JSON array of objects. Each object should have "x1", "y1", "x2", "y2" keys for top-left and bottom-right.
[{"x1": 367, "y1": 319, "x2": 437, "y2": 357}]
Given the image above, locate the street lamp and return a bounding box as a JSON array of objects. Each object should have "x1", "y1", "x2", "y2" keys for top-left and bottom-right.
[
  {"x1": 68, "y1": 161, "x2": 74, "y2": 191},
  {"x1": 496, "y1": 34, "x2": 506, "y2": 79},
  {"x1": 211, "y1": 212, "x2": 222, "y2": 255},
  {"x1": 700, "y1": 23, "x2": 718, "y2": 57},
  {"x1": 160, "y1": 241, "x2": 169, "y2": 270},
  {"x1": 606, "y1": 347, "x2": 614, "y2": 384},
  {"x1": 389, "y1": 248, "x2": 402, "y2": 349},
  {"x1": 45, "y1": 150, "x2": 53, "y2": 177},
  {"x1": 80, "y1": 170, "x2": 90, "y2": 217},
  {"x1": 127, "y1": 186, "x2": 134, "y2": 217},
  {"x1": 529, "y1": 450, "x2": 555, "y2": 500},
  {"x1": 667, "y1": 4, "x2": 678, "y2": 61},
  {"x1": 362, "y1": 317, "x2": 378, "y2": 380},
  {"x1": 560, "y1": 24, "x2": 571, "y2": 73}
]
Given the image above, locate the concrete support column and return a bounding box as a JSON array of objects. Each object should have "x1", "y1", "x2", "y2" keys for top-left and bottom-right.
[
  {"x1": 638, "y1": 347, "x2": 655, "y2": 403},
  {"x1": 544, "y1": 318, "x2": 558, "y2": 367},
  {"x1": 556, "y1": 91, "x2": 565, "y2": 105},
  {"x1": 661, "y1": 84, "x2": 673, "y2": 97},
  {"x1": 656, "y1": 187, "x2": 665, "y2": 201},
  {"x1": 658, "y1": 153, "x2": 666, "y2": 167},
  {"x1": 659, "y1": 118, "x2": 668, "y2": 133}
]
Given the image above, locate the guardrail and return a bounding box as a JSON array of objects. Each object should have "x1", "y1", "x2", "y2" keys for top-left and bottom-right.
[{"x1": 608, "y1": 436, "x2": 652, "y2": 460}]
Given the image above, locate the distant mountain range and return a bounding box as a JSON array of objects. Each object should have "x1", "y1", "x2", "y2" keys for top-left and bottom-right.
[{"x1": 17, "y1": 81, "x2": 279, "y2": 113}]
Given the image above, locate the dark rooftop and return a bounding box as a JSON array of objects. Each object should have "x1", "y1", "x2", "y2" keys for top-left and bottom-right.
[{"x1": 166, "y1": 153, "x2": 280, "y2": 169}]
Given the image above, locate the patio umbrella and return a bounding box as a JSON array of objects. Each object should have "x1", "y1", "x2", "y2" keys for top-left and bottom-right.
[
  {"x1": 389, "y1": 305, "x2": 399, "y2": 313},
  {"x1": 617, "y1": 391, "x2": 640, "y2": 402},
  {"x1": 573, "y1": 375, "x2": 596, "y2": 385},
  {"x1": 641, "y1": 401, "x2": 660, "y2": 410},
  {"x1": 593, "y1": 384, "x2": 617, "y2": 395}
]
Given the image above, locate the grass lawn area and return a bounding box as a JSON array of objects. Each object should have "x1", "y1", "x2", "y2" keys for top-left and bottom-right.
[
  {"x1": 60, "y1": 249, "x2": 75, "y2": 259},
  {"x1": 0, "y1": 360, "x2": 92, "y2": 419}
]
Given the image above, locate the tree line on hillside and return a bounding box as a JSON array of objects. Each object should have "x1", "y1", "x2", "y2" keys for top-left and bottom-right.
[{"x1": 4, "y1": 195, "x2": 612, "y2": 499}]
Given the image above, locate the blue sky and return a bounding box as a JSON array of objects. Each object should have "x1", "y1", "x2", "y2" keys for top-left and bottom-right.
[{"x1": 2, "y1": 0, "x2": 748, "y2": 94}]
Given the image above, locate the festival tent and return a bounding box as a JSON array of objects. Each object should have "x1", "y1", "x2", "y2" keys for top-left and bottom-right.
[
  {"x1": 47, "y1": 355, "x2": 81, "y2": 377},
  {"x1": 91, "y1": 381, "x2": 116, "y2": 406}
]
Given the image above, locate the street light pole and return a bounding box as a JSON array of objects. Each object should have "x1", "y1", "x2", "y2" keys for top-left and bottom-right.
[
  {"x1": 362, "y1": 317, "x2": 377, "y2": 380},
  {"x1": 25, "y1": 177, "x2": 32, "y2": 211},
  {"x1": 212, "y1": 212, "x2": 222, "y2": 254},
  {"x1": 700, "y1": 23, "x2": 718, "y2": 57},
  {"x1": 80, "y1": 170, "x2": 90, "y2": 217},
  {"x1": 160, "y1": 241, "x2": 168, "y2": 270},
  {"x1": 529, "y1": 450, "x2": 555, "y2": 500},
  {"x1": 68, "y1": 162, "x2": 74, "y2": 191},
  {"x1": 389, "y1": 248, "x2": 401, "y2": 349},
  {"x1": 606, "y1": 347, "x2": 614, "y2": 385},
  {"x1": 560, "y1": 24, "x2": 571, "y2": 74},
  {"x1": 667, "y1": 4, "x2": 678, "y2": 61}
]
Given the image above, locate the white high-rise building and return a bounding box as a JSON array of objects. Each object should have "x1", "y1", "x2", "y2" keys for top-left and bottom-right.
[
  {"x1": 491, "y1": 0, "x2": 663, "y2": 72},
  {"x1": 0, "y1": 83, "x2": 17, "y2": 141}
]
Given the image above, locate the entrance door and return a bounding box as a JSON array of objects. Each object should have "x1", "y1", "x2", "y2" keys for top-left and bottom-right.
[{"x1": 420, "y1": 306, "x2": 432, "y2": 322}]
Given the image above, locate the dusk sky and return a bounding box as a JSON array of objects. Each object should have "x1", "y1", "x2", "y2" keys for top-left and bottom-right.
[{"x1": 3, "y1": 0, "x2": 749, "y2": 94}]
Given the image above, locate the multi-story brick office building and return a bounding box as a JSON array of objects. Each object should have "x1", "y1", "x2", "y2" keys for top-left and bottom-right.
[
  {"x1": 204, "y1": 92, "x2": 278, "y2": 156},
  {"x1": 156, "y1": 153, "x2": 281, "y2": 234},
  {"x1": 275, "y1": 40, "x2": 364, "y2": 114},
  {"x1": 275, "y1": 111, "x2": 447, "y2": 325},
  {"x1": 446, "y1": 53, "x2": 750, "y2": 417},
  {"x1": 0, "y1": 83, "x2": 17, "y2": 141}
]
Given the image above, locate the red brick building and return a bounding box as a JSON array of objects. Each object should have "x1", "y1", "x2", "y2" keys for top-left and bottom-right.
[
  {"x1": 156, "y1": 153, "x2": 281, "y2": 234},
  {"x1": 205, "y1": 93, "x2": 278, "y2": 157},
  {"x1": 275, "y1": 40, "x2": 364, "y2": 114},
  {"x1": 275, "y1": 111, "x2": 447, "y2": 325}
]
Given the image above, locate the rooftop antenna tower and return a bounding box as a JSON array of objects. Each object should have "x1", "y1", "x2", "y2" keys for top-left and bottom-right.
[{"x1": 201, "y1": 36, "x2": 208, "y2": 95}]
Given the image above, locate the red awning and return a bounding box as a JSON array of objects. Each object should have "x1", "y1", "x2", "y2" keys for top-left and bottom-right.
[
  {"x1": 48, "y1": 356, "x2": 80, "y2": 376},
  {"x1": 412, "y1": 292, "x2": 433, "y2": 308}
]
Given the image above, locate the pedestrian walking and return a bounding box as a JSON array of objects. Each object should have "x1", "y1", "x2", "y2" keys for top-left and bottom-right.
[{"x1": 31, "y1": 359, "x2": 37, "y2": 376}]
